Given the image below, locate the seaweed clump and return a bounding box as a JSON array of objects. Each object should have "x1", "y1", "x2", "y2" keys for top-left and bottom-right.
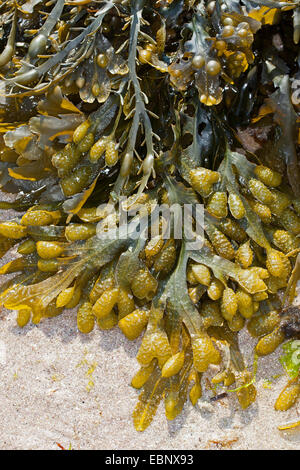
[{"x1": 0, "y1": 0, "x2": 299, "y2": 430}]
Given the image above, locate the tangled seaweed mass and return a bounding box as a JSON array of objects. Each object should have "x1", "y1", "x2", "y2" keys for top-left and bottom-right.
[{"x1": 0, "y1": 0, "x2": 299, "y2": 431}]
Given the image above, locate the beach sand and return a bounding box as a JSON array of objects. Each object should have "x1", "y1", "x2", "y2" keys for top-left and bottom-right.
[{"x1": 0, "y1": 302, "x2": 299, "y2": 450}]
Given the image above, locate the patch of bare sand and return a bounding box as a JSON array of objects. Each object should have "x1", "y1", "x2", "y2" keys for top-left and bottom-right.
[{"x1": 0, "y1": 305, "x2": 299, "y2": 450}]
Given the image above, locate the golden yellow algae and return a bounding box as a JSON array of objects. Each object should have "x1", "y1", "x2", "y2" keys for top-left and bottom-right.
[{"x1": 0, "y1": 0, "x2": 298, "y2": 432}]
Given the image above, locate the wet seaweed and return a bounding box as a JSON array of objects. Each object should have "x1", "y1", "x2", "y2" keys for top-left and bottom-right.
[{"x1": 0, "y1": 0, "x2": 299, "y2": 430}]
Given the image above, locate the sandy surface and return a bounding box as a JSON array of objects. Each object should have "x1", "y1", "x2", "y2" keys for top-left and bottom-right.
[
  {"x1": 0, "y1": 303, "x2": 299, "y2": 450},
  {"x1": 0, "y1": 202, "x2": 299, "y2": 450}
]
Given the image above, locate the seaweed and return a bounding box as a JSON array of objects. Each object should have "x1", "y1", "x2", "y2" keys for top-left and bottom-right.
[{"x1": 0, "y1": 0, "x2": 299, "y2": 430}]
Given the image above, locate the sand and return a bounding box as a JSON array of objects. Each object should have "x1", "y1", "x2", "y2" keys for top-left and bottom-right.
[
  {"x1": 0, "y1": 303, "x2": 299, "y2": 450},
  {"x1": 0, "y1": 201, "x2": 299, "y2": 450}
]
